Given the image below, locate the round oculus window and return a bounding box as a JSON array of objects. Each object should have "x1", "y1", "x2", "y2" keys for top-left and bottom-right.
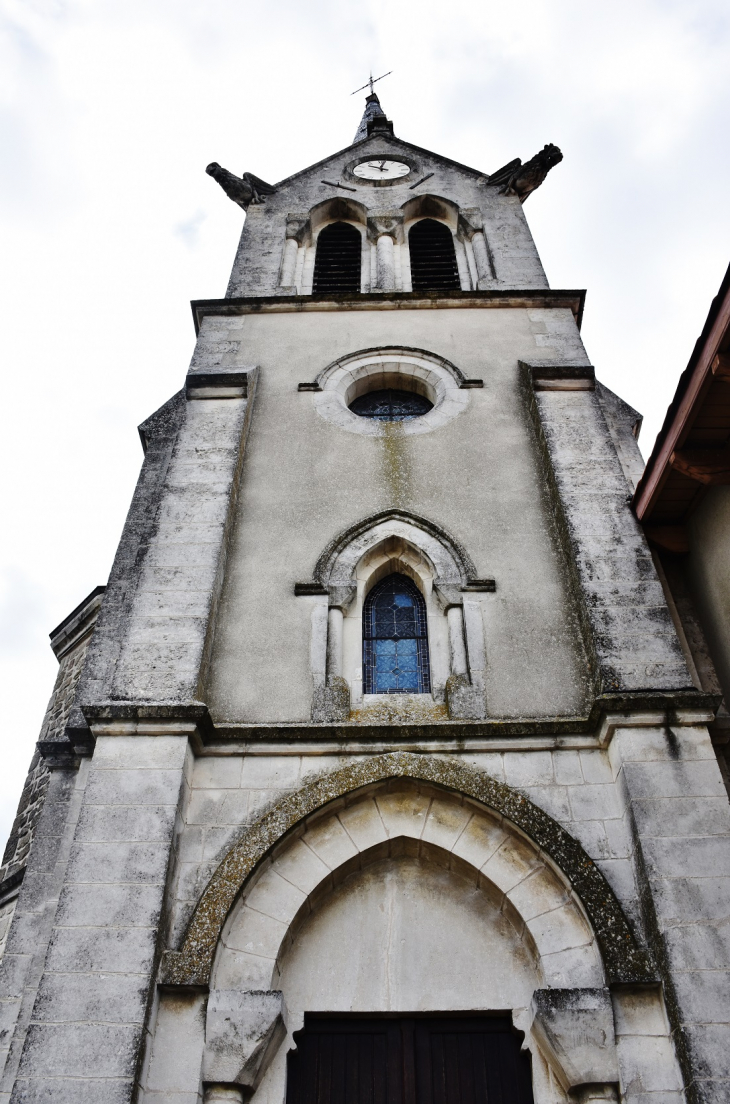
[
  {"x1": 349, "y1": 389, "x2": 433, "y2": 421},
  {"x1": 353, "y1": 160, "x2": 411, "y2": 181}
]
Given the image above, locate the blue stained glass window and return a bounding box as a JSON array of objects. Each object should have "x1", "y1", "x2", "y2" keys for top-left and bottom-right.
[
  {"x1": 349, "y1": 389, "x2": 433, "y2": 421},
  {"x1": 363, "y1": 574, "x2": 431, "y2": 694}
]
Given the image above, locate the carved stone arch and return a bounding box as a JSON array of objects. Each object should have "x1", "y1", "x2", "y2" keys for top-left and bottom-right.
[
  {"x1": 214, "y1": 784, "x2": 602, "y2": 995},
  {"x1": 400, "y1": 193, "x2": 460, "y2": 231},
  {"x1": 309, "y1": 195, "x2": 368, "y2": 233},
  {"x1": 161, "y1": 752, "x2": 654, "y2": 988},
  {"x1": 314, "y1": 344, "x2": 467, "y2": 390},
  {"x1": 313, "y1": 509, "x2": 476, "y2": 606}
]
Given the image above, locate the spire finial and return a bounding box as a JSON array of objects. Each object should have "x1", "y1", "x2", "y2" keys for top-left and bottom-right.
[
  {"x1": 351, "y1": 71, "x2": 394, "y2": 144},
  {"x1": 351, "y1": 70, "x2": 392, "y2": 97}
]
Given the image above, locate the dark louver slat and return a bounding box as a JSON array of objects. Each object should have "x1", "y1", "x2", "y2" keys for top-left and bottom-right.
[
  {"x1": 409, "y1": 218, "x2": 460, "y2": 290},
  {"x1": 313, "y1": 222, "x2": 362, "y2": 293}
]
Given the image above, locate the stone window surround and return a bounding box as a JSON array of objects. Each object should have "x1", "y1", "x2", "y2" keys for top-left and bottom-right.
[
  {"x1": 343, "y1": 534, "x2": 450, "y2": 706},
  {"x1": 302, "y1": 511, "x2": 492, "y2": 719},
  {"x1": 278, "y1": 194, "x2": 494, "y2": 295},
  {"x1": 310, "y1": 346, "x2": 471, "y2": 437}
]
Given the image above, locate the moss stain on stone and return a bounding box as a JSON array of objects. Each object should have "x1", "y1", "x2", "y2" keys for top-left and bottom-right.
[
  {"x1": 379, "y1": 420, "x2": 412, "y2": 507},
  {"x1": 161, "y1": 751, "x2": 656, "y2": 989}
]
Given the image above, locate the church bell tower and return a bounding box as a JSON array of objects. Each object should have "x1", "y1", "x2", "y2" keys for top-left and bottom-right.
[{"x1": 1, "y1": 90, "x2": 729, "y2": 1104}]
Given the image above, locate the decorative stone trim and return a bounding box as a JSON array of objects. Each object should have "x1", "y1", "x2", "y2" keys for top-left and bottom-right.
[
  {"x1": 312, "y1": 508, "x2": 477, "y2": 587},
  {"x1": 190, "y1": 291, "x2": 587, "y2": 334},
  {"x1": 528, "y1": 362, "x2": 596, "y2": 392},
  {"x1": 309, "y1": 346, "x2": 471, "y2": 436},
  {"x1": 530, "y1": 988, "x2": 619, "y2": 1090},
  {"x1": 186, "y1": 369, "x2": 249, "y2": 399},
  {"x1": 161, "y1": 752, "x2": 655, "y2": 988}
]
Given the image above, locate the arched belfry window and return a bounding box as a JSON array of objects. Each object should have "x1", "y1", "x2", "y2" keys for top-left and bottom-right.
[
  {"x1": 363, "y1": 574, "x2": 431, "y2": 694},
  {"x1": 408, "y1": 218, "x2": 460, "y2": 290},
  {"x1": 313, "y1": 222, "x2": 362, "y2": 294}
]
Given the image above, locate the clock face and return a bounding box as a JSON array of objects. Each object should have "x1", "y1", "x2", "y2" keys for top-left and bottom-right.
[{"x1": 353, "y1": 159, "x2": 411, "y2": 181}]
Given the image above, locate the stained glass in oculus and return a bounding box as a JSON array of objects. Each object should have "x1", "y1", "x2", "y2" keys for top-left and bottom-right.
[
  {"x1": 349, "y1": 389, "x2": 433, "y2": 421},
  {"x1": 363, "y1": 574, "x2": 431, "y2": 694}
]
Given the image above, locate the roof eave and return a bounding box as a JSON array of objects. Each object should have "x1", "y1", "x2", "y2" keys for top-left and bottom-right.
[{"x1": 633, "y1": 261, "x2": 730, "y2": 520}]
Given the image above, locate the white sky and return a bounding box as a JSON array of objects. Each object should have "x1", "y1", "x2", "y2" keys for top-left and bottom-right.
[{"x1": 1, "y1": 0, "x2": 729, "y2": 843}]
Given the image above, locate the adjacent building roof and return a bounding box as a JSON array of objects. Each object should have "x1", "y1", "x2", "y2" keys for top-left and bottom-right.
[{"x1": 633, "y1": 261, "x2": 730, "y2": 548}]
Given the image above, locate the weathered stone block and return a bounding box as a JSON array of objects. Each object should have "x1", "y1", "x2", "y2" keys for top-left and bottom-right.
[
  {"x1": 270, "y1": 840, "x2": 329, "y2": 896},
  {"x1": 632, "y1": 796, "x2": 730, "y2": 837},
  {"x1": 9, "y1": 1076, "x2": 135, "y2": 1103},
  {"x1": 622, "y1": 760, "x2": 726, "y2": 799},
  {"x1": 54, "y1": 882, "x2": 163, "y2": 929},
  {"x1": 32, "y1": 973, "x2": 148, "y2": 1024},
  {"x1": 74, "y1": 804, "x2": 177, "y2": 844},
  {"x1": 234, "y1": 871, "x2": 305, "y2": 929},
  {"x1": 202, "y1": 990, "x2": 285, "y2": 1088},
  {"x1": 212, "y1": 948, "x2": 275, "y2": 991},
  {"x1": 540, "y1": 944, "x2": 604, "y2": 988},
  {"x1": 18, "y1": 1021, "x2": 142, "y2": 1079},
  {"x1": 445, "y1": 674, "x2": 487, "y2": 720},
  {"x1": 223, "y1": 906, "x2": 287, "y2": 960},
  {"x1": 421, "y1": 799, "x2": 472, "y2": 851},
  {"x1": 374, "y1": 788, "x2": 431, "y2": 839},
  {"x1": 640, "y1": 836, "x2": 730, "y2": 880},
  {"x1": 44, "y1": 926, "x2": 157, "y2": 978},
  {"x1": 530, "y1": 987, "x2": 619, "y2": 1089},
  {"x1": 301, "y1": 813, "x2": 359, "y2": 871},
  {"x1": 65, "y1": 841, "x2": 171, "y2": 885},
  {"x1": 84, "y1": 768, "x2": 186, "y2": 807},
  {"x1": 614, "y1": 1034, "x2": 684, "y2": 1093}
]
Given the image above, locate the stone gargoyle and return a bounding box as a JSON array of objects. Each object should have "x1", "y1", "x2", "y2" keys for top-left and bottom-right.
[
  {"x1": 488, "y1": 143, "x2": 563, "y2": 201},
  {"x1": 205, "y1": 163, "x2": 276, "y2": 209}
]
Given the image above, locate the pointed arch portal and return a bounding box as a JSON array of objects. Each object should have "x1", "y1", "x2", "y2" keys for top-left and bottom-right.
[{"x1": 161, "y1": 753, "x2": 654, "y2": 989}]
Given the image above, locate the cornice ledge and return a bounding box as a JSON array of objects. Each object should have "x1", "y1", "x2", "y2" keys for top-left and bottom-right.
[
  {"x1": 208, "y1": 689, "x2": 717, "y2": 746},
  {"x1": 82, "y1": 700, "x2": 214, "y2": 740},
  {"x1": 191, "y1": 289, "x2": 587, "y2": 335}
]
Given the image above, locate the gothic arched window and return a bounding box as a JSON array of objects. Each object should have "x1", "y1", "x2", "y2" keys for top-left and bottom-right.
[
  {"x1": 313, "y1": 222, "x2": 362, "y2": 294},
  {"x1": 408, "y1": 218, "x2": 460, "y2": 290},
  {"x1": 363, "y1": 574, "x2": 431, "y2": 694}
]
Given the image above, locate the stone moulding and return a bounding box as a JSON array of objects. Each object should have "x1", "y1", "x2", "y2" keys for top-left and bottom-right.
[
  {"x1": 160, "y1": 751, "x2": 655, "y2": 988},
  {"x1": 312, "y1": 508, "x2": 477, "y2": 587},
  {"x1": 190, "y1": 290, "x2": 587, "y2": 336}
]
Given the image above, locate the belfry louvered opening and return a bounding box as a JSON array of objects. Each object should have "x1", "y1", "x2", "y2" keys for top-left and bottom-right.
[
  {"x1": 313, "y1": 222, "x2": 362, "y2": 294},
  {"x1": 409, "y1": 218, "x2": 460, "y2": 291}
]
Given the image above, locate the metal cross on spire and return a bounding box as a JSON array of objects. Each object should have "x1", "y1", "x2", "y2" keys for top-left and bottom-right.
[{"x1": 351, "y1": 70, "x2": 392, "y2": 96}]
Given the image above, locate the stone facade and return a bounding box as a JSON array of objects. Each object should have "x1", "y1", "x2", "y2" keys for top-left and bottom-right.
[{"x1": 1, "y1": 97, "x2": 729, "y2": 1104}]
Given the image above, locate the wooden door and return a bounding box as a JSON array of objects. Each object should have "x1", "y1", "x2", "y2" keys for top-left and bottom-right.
[{"x1": 286, "y1": 1015, "x2": 534, "y2": 1104}]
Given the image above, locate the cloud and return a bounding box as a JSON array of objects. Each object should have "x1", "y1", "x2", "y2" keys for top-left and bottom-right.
[
  {"x1": 0, "y1": 567, "x2": 48, "y2": 657},
  {"x1": 174, "y1": 208, "x2": 206, "y2": 249}
]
